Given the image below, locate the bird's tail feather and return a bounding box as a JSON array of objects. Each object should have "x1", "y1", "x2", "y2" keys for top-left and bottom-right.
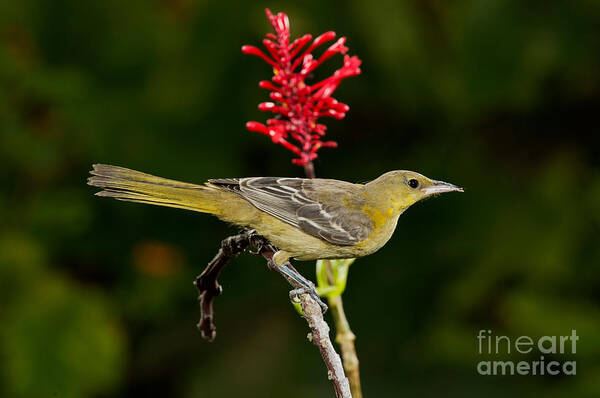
[{"x1": 88, "y1": 164, "x2": 221, "y2": 214}]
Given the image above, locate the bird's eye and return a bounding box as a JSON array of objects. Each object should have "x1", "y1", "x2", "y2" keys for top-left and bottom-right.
[{"x1": 408, "y1": 179, "x2": 419, "y2": 189}]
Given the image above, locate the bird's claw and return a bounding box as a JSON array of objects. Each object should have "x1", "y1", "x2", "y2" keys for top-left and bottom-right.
[
  {"x1": 289, "y1": 286, "x2": 328, "y2": 314},
  {"x1": 246, "y1": 230, "x2": 272, "y2": 255}
]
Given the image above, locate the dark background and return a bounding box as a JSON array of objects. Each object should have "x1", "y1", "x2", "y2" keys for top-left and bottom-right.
[{"x1": 1, "y1": 1, "x2": 599, "y2": 397}]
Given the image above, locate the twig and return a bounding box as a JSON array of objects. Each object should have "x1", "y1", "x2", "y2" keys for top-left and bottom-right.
[
  {"x1": 194, "y1": 230, "x2": 351, "y2": 398},
  {"x1": 249, "y1": 233, "x2": 351, "y2": 398},
  {"x1": 302, "y1": 295, "x2": 352, "y2": 398},
  {"x1": 193, "y1": 232, "x2": 251, "y2": 341}
]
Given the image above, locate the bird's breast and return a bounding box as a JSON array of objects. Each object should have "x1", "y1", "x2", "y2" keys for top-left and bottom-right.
[{"x1": 354, "y1": 207, "x2": 401, "y2": 256}]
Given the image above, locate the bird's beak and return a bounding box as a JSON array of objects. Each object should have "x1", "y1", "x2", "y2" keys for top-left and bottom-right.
[{"x1": 421, "y1": 180, "x2": 464, "y2": 196}]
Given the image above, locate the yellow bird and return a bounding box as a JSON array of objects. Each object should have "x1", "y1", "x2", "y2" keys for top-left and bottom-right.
[{"x1": 88, "y1": 164, "x2": 462, "y2": 266}]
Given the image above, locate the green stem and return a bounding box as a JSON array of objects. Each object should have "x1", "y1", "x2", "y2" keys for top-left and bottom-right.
[{"x1": 324, "y1": 260, "x2": 363, "y2": 398}]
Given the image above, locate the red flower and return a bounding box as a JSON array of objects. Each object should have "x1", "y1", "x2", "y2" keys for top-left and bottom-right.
[{"x1": 243, "y1": 9, "x2": 362, "y2": 170}]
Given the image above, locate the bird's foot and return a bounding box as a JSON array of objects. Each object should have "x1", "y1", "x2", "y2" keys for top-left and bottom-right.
[
  {"x1": 275, "y1": 263, "x2": 327, "y2": 312},
  {"x1": 289, "y1": 285, "x2": 328, "y2": 313},
  {"x1": 246, "y1": 230, "x2": 272, "y2": 255}
]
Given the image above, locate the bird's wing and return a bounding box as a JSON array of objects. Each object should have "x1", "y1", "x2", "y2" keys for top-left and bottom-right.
[{"x1": 209, "y1": 177, "x2": 373, "y2": 246}]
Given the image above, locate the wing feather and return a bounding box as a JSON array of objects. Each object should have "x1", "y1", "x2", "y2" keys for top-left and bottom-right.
[{"x1": 209, "y1": 177, "x2": 373, "y2": 246}]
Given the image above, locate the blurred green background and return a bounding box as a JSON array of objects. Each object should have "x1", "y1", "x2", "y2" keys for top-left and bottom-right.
[{"x1": 1, "y1": 0, "x2": 599, "y2": 397}]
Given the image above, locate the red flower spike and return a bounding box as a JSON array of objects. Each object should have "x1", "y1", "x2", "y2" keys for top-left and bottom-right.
[{"x1": 243, "y1": 8, "x2": 362, "y2": 168}]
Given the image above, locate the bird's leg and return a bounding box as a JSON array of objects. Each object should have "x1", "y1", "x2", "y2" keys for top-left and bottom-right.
[
  {"x1": 279, "y1": 263, "x2": 328, "y2": 313},
  {"x1": 273, "y1": 250, "x2": 291, "y2": 266},
  {"x1": 246, "y1": 230, "x2": 328, "y2": 313}
]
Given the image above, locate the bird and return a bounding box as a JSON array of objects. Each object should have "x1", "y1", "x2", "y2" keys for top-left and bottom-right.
[{"x1": 88, "y1": 164, "x2": 463, "y2": 266}]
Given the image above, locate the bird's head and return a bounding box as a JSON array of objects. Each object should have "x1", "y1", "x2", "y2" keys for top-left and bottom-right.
[{"x1": 366, "y1": 170, "x2": 463, "y2": 211}]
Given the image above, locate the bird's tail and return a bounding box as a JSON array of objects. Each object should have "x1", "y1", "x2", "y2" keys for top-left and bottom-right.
[{"x1": 88, "y1": 164, "x2": 221, "y2": 214}]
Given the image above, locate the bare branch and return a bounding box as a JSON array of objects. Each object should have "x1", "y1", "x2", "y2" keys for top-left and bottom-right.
[
  {"x1": 193, "y1": 232, "x2": 250, "y2": 341},
  {"x1": 302, "y1": 295, "x2": 352, "y2": 398},
  {"x1": 193, "y1": 230, "x2": 351, "y2": 397}
]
